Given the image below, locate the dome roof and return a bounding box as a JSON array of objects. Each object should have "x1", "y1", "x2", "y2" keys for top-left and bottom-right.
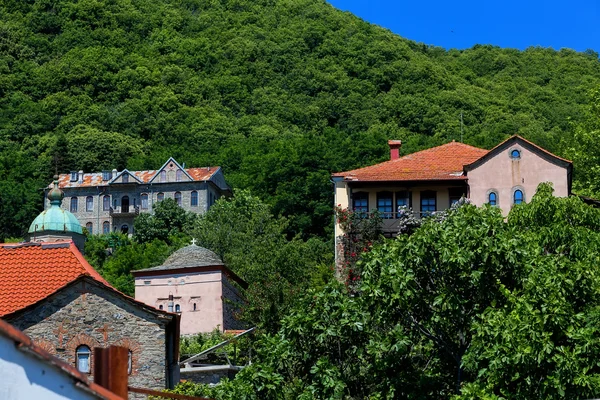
[
  {"x1": 161, "y1": 244, "x2": 223, "y2": 268},
  {"x1": 28, "y1": 177, "x2": 83, "y2": 235}
]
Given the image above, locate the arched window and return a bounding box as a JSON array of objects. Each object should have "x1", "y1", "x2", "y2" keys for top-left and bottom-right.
[
  {"x1": 102, "y1": 221, "x2": 110, "y2": 234},
  {"x1": 160, "y1": 170, "x2": 166, "y2": 182},
  {"x1": 190, "y1": 191, "x2": 198, "y2": 207},
  {"x1": 488, "y1": 192, "x2": 497, "y2": 206},
  {"x1": 175, "y1": 304, "x2": 181, "y2": 312},
  {"x1": 157, "y1": 192, "x2": 164, "y2": 202},
  {"x1": 86, "y1": 222, "x2": 93, "y2": 234},
  {"x1": 103, "y1": 195, "x2": 110, "y2": 211},
  {"x1": 514, "y1": 190, "x2": 524, "y2": 205},
  {"x1": 121, "y1": 224, "x2": 129, "y2": 234},
  {"x1": 174, "y1": 192, "x2": 182, "y2": 206},
  {"x1": 70, "y1": 197, "x2": 78, "y2": 213},
  {"x1": 122, "y1": 173, "x2": 129, "y2": 183},
  {"x1": 76, "y1": 345, "x2": 91, "y2": 373},
  {"x1": 159, "y1": 305, "x2": 163, "y2": 310},
  {"x1": 141, "y1": 193, "x2": 148, "y2": 209},
  {"x1": 176, "y1": 169, "x2": 183, "y2": 182},
  {"x1": 86, "y1": 196, "x2": 93, "y2": 212}
]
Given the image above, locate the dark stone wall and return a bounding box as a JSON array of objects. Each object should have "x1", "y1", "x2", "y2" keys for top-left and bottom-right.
[{"x1": 5, "y1": 280, "x2": 173, "y2": 392}]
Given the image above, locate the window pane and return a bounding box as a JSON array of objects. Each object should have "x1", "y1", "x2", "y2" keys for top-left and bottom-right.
[
  {"x1": 86, "y1": 222, "x2": 93, "y2": 233},
  {"x1": 377, "y1": 193, "x2": 393, "y2": 219},
  {"x1": 157, "y1": 193, "x2": 164, "y2": 202},
  {"x1": 70, "y1": 197, "x2": 78, "y2": 213},
  {"x1": 76, "y1": 346, "x2": 90, "y2": 373},
  {"x1": 191, "y1": 191, "x2": 198, "y2": 207},
  {"x1": 86, "y1": 196, "x2": 93, "y2": 212},
  {"x1": 489, "y1": 192, "x2": 497, "y2": 206},
  {"x1": 514, "y1": 190, "x2": 523, "y2": 205},
  {"x1": 175, "y1": 192, "x2": 182, "y2": 206},
  {"x1": 103, "y1": 196, "x2": 110, "y2": 211},
  {"x1": 160, "y1": 171, "x2": 166, "y2": 182},
  {"x1": 141, "y1": 194, "x2": 148, "y2": 210},
  {"x1": 352, "y1": 193, "x2": 368, "y2": 213},
  {"x1": 103, "y1": 221, "x2": 110, "y2": 234},
  {"x1": 421, "y1": 192, "x2": 436, "y2": 214},
  {"x1": 176, "y1": 169, "x2": 183, "y2": 182}
]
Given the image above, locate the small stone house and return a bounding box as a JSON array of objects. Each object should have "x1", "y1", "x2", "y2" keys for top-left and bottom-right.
[
  {"x1": 133, "y1": 244, "x2": 247, "y2": 335},
  {"x1": 46, "y1": 157, "x2": 231, "y2": 235},
  {"x1": 0, "y1": 241, "x2": 180, "y2": 391},
  {"x1": 0, "y1": 318, "x2": 121, "y2": 400}
]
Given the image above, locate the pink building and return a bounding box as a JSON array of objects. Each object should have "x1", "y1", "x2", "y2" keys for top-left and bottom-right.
[
  {"x1": 332, "y1": 135, "x2": 573, "y2": 267},
  {"x1": 133, "y1": 244, "x2": 247, "y2": 335}
]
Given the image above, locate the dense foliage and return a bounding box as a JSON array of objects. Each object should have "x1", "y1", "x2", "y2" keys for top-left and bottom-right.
[
  {"x1": 167, "y1": 184, "x2": 600, "y2": 399},
  {"x1": 2, "y1": 0, "x2": 600, "y2": 240}
]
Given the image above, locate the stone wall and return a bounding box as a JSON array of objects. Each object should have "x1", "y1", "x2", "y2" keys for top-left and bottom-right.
[
  {"x1": 5, "y1": 280, "x2": 171, "y2": 391},
  {"x1": 222, "y1": 278, "x2": 245, "y2": 331}
]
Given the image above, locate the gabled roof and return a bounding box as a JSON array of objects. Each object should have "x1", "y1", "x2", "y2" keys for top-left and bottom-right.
[
  {"x1": 0, "y1": 241, "x2": 110, "y2": 316},
  {"x1": 0, "y1": 318, "x2": 122, "y2": 400},
  {"x1": 332, "y1": 141, "x2": 489, "y2": 182},
  {"x1": 147, "y1": 157, "x2": 194, "y2": 184},
  {"x1": 108, "y1": 168, "x2": 144, "y2": 184},
  {"x1": 52, "y1": 161, "x2": 222, "y2": 188},
  {"x1": 464, "y1": 135, "x2": 572, "y2": 171}
]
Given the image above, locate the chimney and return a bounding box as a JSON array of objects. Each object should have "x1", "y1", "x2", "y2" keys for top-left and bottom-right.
[
  {"x1": 78, "y1": 170, "x2": 84, "y2": 184},
  {"x1": 388, "y1": 140, "x2": 402, "y2": 160}
]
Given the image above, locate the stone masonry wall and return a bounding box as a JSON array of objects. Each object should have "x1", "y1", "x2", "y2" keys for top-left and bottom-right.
[
  {"x1": 5, "y1": 280, "x2": 170, "y2": 391},
  {"x1": 222, "y1": 278, "x2": 245, "y2": 331}
]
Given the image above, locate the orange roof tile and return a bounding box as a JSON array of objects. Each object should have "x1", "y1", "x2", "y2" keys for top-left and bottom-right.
[
  {"x1": 332, "y1": 141, "x2": 489, "y2": 182},
  {"x1": 54, "y1": 167, "x2": 220, "y2": 188},
  {"x1": 0, "y1": 241, "x2": 110, "y2": 316}
]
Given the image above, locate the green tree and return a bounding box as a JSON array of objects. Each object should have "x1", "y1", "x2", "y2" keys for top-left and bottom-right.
[
  {"x1": 133, "y1": 198, "x2": 194, "y2": 245},
  {"x1": 191, "y1": 190, "x2": 330, "y2": 331}
]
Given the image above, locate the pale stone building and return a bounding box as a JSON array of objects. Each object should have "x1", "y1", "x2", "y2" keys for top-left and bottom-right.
[{"x1": 45, "y1": 158, "x2": 230, "y2": 235}]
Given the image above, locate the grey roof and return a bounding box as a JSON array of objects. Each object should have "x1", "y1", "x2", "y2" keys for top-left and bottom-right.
[{"x1": 135, "y1": 244, "x2": 224, "y2": 273}]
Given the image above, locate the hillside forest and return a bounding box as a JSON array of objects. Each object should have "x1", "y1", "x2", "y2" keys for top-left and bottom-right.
[{"x1": 3, "y1": 0, "x2": 600, "y2": 398}]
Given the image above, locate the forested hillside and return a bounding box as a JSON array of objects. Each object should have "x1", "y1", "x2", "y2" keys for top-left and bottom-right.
[{"x1": 1, "y1": 0, "x2": 600, "y2": 239}]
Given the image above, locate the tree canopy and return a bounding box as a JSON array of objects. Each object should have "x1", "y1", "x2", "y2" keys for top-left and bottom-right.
[
  {"x1": 170, "y1": 184, "x2": 600, "y2": 399},
  {"x1": 1, "y1": 0, "x2": 600, "y2": 240}
]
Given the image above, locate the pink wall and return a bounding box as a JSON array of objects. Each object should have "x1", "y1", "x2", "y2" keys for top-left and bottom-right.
[
  {"x1": 468, "y1": 143, "x2": 569, "y2": 215},
  {"x1": 135, "y1": 271, "x2": 228, "y2": 335}
]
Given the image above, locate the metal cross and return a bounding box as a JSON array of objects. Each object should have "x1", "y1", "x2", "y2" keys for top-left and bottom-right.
[{"x1": 191, "y1": 238, "x2": 197, "y2": 246}]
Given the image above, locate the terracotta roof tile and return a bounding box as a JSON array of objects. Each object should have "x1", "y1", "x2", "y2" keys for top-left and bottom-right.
[
  {"x1": 332, "y1": 141, "x2": 489, "y2": 182},
  {"x1": 54, "y1": 167, "x2": 220, "y2": 188},
  {"x1": 0, "y1": 241, "x2": 110, "y2": 316}
]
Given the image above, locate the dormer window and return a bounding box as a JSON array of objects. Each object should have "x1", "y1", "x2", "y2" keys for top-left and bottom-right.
[
  {"x1": 70, "y1": 171, "x2": 78, "y2": 182},
  {"x1": 102, "y1": 171, "x2": 112, "y2": 181}
]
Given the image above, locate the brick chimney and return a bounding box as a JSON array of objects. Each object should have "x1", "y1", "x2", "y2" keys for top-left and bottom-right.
[{"x1": 388, "y1": 140, "x2": 402, "y2": 160}]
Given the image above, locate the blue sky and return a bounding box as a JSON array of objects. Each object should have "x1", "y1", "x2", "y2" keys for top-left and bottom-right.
[{"x1": 327, "y1": 1, "x2": 600, "y2": 53}]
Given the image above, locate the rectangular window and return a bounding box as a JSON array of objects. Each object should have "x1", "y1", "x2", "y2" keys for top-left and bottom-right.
[
  {"x1": 449, "y1": 188, "x2": 466, "y2": 207},
  {"x1": 141, "y1": 194, "x2": 148, "y2": 210},
  {"x1": 86, "y1": 196, "x2": 93, "y2": 212},
  {"x1": 396, "y1": 191, "x2": 411, "y2": 216},
  {"x1": 70, "y1": 197, "x2": 78, "y2": 213},
  {"x1": 352, "y1": 192, "x2": 368, "y2": 214},
  {"x1": 377, "y1": 192, "x2": 393, "y2": 219},
  {"x1": 103, "y1": 195, "x2": 110, "y2": 211},
  {"x1": 70, "y1": 171, "x2": 78, "y2": 182},
  {"x1": 420, "y1": 191, "x2": 436, "y2": 216},
  {"x1": 102, "y1": 171, "x2": 112, "y2": 181}
]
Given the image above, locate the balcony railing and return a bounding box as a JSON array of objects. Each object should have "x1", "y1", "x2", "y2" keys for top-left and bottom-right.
[{"x1": 109, "y1": 205, "x2": 140, "y2": 216}]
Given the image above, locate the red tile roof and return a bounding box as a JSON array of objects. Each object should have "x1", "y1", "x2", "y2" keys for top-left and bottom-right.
[
  {"x1": 0, "y1": 241, "x2": 110, "y2": 316},
  {"x1": 332, "y1": 141, "x2": 489, "y2": 182},
  {"x1": 0, "y1": 318, "x2": 122, "y2": 400},
  {"x1": 54, "y1": 167, "x2": 220, "y2": 188}
]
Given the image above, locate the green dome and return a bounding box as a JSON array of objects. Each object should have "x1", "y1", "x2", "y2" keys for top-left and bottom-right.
[{"x1": 28, "y1": 177, "x2": 83, "y2": 234}]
